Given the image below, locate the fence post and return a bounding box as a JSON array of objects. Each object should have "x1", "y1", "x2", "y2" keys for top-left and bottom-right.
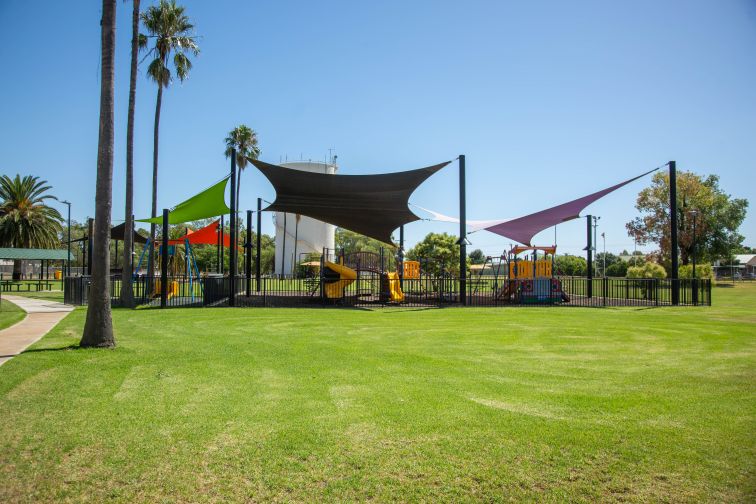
[{"x1": 603, "y1": 276, "x2": 608, "y2": 306}]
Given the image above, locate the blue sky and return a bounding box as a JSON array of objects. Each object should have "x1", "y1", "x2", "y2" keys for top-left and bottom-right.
[{"x1": 1, "y1": 0, "x2": 754, "y2": 256}]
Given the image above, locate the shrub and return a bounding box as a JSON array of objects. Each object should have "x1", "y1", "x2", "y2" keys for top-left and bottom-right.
[
  {"x1": 678, "y1": 263, "x2": 714, "y2": 279},
  {"x1": 626, "y1": 262, "x2": 667, "y2": 279}
]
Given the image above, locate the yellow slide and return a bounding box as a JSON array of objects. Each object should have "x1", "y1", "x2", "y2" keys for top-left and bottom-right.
[
  {"x1": 386, "y1": 271, "x2": 404, "y2": 302},
  {"x1": 323, "y1": 261, "x2": 357, "y2": 298}
]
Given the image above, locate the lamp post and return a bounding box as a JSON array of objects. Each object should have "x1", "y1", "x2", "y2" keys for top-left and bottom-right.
[
  {"x1": 601, "y1": 232, "x2": 606, "y2": 277},
  {"x1": 592, "y1": 216, "x2": 600, "y2": 277},
  {"x1": 61, "y1": 200, "x2": 71, "y2": 277}
]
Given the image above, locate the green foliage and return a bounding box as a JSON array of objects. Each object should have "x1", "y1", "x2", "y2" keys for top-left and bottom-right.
[
  {"x1": 405, "y1": 232, "x2": 462, "y2": 275},
  {"x1": 141, "y1": 0, "x2": 199, "y2": 89},
  {"x1": 335, "y1": 228, "x2": 393, "y2": 256},
  {"x1": 678, "y1": 263, "x2": 714, "y2": 279},
  {"x1": 468, "y1": 249, "x2": 485, "y2": 264},
  {"x1": 626, "y1": 171, "x2": 748, "y2": 267},
  {"x1": 605, "y1": 261, "x2": 628, "y2": 277},
  {"x1": 554, "y1": 254, "x2": 586, "y2": 276},
  {"x1": 627, "y1": 261, "x2": 667, "y2": 279},
  {"x1": 224, "y1": 125, "x2": 260, "y2": 171},
  {"x1": 0, "y1": 174, "x2": 63, "y2": 249}
]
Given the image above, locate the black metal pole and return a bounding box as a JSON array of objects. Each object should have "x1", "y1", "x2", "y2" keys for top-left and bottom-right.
[
  {"x1": 229, "y1": 150, "x2": 237, "y2": 307},
  {"x1": 669, "y1": 160, "x2": 679, "y2": 305},
  {"x1": 246, "y1": 209, "x2": 252, "y2": 297},
  {"x1": 160, "y1": 208, "x2": 169, "y2": 308},
  {"x1": 459, "y1": 154, "x2": 467, "y2": 305},
  {"x1": 586, "y1": 214, "x2": 593, "y2": 299},
  {"x1": 399, "y1": 225, "x2": 404, "y2": 289},
  {"x1": 87, "y1": 217, "x2": 93, "y2": 275},
  {"x1": 256, "y1": 197, "x2": 262, "y2": 292},
  {"x1": 220, "y1": 215, "x2": 225, "y2": 275}
]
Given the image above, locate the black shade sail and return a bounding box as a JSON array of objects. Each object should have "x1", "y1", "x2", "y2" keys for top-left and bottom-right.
[
  {"x1": 251, "y1": 159, "x2": 451, "y2": 244},
  {"x1": 71, "y1": 223, "x2": 148, "y2": 244}
]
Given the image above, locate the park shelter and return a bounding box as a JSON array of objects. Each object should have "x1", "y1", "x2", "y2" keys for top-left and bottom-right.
[
  {"x1": 0, "y1": 248, "x2": 71, "y2": 280},
  {"x1": 251, "y1": 159, "x2": 451, "y2": 244}
]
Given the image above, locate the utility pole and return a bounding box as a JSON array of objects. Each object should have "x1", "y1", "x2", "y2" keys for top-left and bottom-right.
[
  {"x1": 586, "y1": 215, "x2": 593, "y2": 299},
  {"x1": 229, "y1": 150, "x2": 237, "y2": 307}
]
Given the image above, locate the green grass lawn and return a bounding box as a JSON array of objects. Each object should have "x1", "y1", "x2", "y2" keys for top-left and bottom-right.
[
  {"x1": 0, "y1": 298, "x2": 25, "y2": 331},
  {"x1": 0, "y1": 285, "x2": 753, "y2": 502}
]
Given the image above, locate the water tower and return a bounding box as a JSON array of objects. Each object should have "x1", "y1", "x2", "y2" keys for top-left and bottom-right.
[{"x1": 274, "y1": 160, "x2": 337, "y2": 275}]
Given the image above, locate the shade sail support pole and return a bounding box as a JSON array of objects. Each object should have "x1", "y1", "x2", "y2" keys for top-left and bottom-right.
[
  {"x1": 229, "y1": 150, "x2": 237, "y2": 307},
  {"x1": 459, "y1": 155, "x2": 467, "y2": 305},
  {"x1": 669, "y1": 160, "x2": 679, "y2": 305},
  {"x1": 256, "y1": 198, "x2": 262, "y2": 292},
  {"x1": 586, "y1": 215, "x2": 593, "y2": 299},
  {"x1": 246, "y1": 209, "x2": 252, "y2": 297},
  {"x1": 160, "y1": 209, "x2": 169, "y2": 308}
]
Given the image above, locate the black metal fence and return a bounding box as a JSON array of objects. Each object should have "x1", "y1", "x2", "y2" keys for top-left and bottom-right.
[{"x1": 64, "y1": 274, "x2": 711, "y2": 309}]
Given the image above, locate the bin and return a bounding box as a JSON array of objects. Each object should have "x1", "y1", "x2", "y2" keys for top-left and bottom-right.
[{"x1": 54, "y1": 270, "x2": 62, "y2": 280}]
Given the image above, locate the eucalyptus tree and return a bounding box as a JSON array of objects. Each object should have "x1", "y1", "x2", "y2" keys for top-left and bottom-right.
[
  {"x1": 141, "y1": 0, "x2": 199, "y2": 283},
  {"x1": 0, "y1": 175, "x2": 63, "y2": 280},
  {"x1": 81, "y1": 0, "x2": 116, "y2": 348}
]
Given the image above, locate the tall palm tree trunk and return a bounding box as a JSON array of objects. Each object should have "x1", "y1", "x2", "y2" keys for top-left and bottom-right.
[
  {"x1": 147, "y1": 83, "x2": 163, "y2": 290},
  {"x1": 81, "y1": 0, "x2": 116, "y2": 348},
  {"x1": 121, "y1": 0, "x2": 140, "y2": 308}
]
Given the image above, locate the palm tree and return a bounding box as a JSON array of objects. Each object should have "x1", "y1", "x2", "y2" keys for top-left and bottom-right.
[
  {"x1": 224, "y1": 125, "x2": 260, "y2": 247},
  {"x1": 0, "y1": 175, "x2": 63, "y2": 280},
  {"x1": 141, "y1": 0, "x2": 199, "y2": 286},
  {"x1": 121, "y1": 0, "x2": 143, "y2": 308},
  {"x1": 81, "y1": 0, "x2": 116, "y2": 348}
]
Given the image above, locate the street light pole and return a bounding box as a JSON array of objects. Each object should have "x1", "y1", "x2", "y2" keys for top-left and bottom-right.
[
  {"x1": 601, "y1": 232, "x2": 606, "y2": 277},
  {"x1": 61, "y1": 200, "x2": 71, "y2": 277},
  {"x1": 592, "y1": 216, "x2": 600, "y2": 277}
]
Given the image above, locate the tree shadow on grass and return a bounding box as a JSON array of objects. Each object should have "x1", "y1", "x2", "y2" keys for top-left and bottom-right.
[{"x1": 18, "y1": 344, "x2": 83, "y2": 355}]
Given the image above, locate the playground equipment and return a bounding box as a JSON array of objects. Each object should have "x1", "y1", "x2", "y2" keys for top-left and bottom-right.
[
  {"x1": 403, "y1": 260, "x2": 420, "y2": 279},
  {"x1": 472, "y1": 245, "x2": 568, "y2": 304},
  {"x1": 322, "y1": 261, "x2": 357, "y2": 299},
  {"x1": 309, "y1": 250, "x2": 406, "y2": 303}
]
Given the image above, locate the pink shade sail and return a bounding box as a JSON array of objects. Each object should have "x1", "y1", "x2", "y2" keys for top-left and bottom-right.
[{"x1": 483, "y1": 168, "x2": 659, "y2": 245}]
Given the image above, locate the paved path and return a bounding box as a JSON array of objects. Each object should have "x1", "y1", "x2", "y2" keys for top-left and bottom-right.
[{"x1": 0, "y1": 295, "x2": 74, "y2": 366}]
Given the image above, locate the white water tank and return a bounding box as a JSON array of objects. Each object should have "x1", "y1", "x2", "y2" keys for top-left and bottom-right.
[{"x1": 274, "y1": 161, "x2": 337, "y2": 275}]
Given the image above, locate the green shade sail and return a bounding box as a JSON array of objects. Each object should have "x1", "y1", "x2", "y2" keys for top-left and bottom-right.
[{"x1": 137, "y1": 177, "x2": 230, "y2": 225}]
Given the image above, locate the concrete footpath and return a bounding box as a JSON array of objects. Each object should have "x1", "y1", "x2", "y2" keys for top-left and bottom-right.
[{"x1": 0, "y1": 295, "x2": 74, "y2": 366}]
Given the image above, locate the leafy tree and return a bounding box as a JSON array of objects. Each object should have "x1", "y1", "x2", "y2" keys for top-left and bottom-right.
[
  {"x1": 553, "y1": 254, "x2": 586, "y2": 276},
  {"x1": 605, "y1": 261, "x2": 628, "y2": 277},
  {"x1": 81, "y1": 0, "x2": 116, "y2": 348},
  {"x1": 626, "y1": 171, "x2": 748, "y2": 270},
  {"x1": 335, "y1": 228, "x2": 392, "y2": 256},
  {"x1": 468, "y1": 248, "x2": 485, "y2": 264},
  {"x1": 141, "y1": 0, "x2": 199, "y2": 282},
  {"x1": 626, "y1": 262, "x2": 667, "y2": 279},
  {"x1": 121, "y1": 0, "x2": 142, "y2": 308},
  {"x1": 735, "y1": 245, "x2": 756, "y2": 254},
  {"x1": 0, "y1": 175, "x2": 63, "y2": 279},
  {"x1": 405, "y1": 232, "x2": 462, "y2": 275}
]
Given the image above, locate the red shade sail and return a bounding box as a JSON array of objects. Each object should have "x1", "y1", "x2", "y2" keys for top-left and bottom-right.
[{"x1": 165, "y1": 220, "x2": 231, "y2": 247}]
